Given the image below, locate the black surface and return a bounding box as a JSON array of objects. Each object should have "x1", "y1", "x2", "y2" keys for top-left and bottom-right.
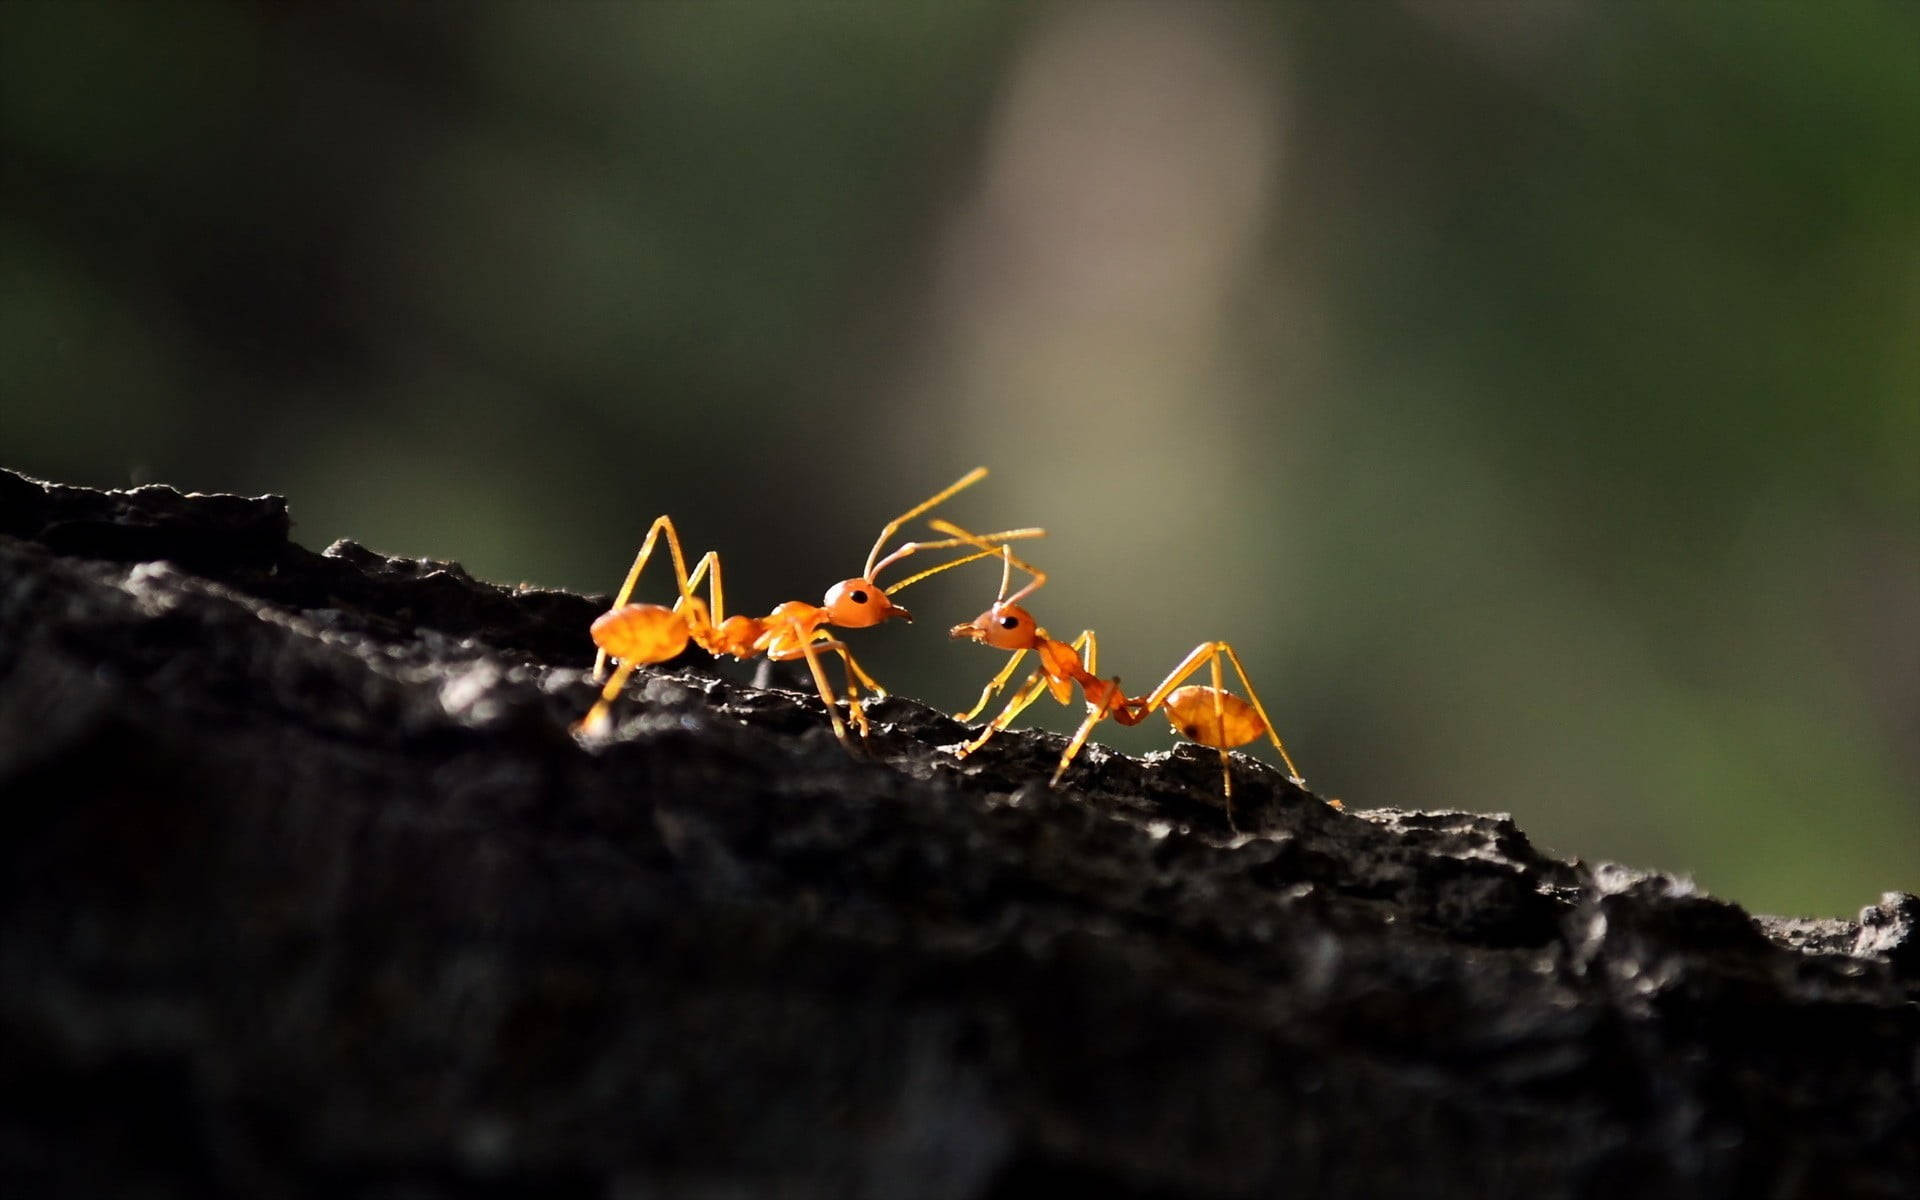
[{"x1": 0, "y1": 466, "x2": 1915, "y2": 1199}]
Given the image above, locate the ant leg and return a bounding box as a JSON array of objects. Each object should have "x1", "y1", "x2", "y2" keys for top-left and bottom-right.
[
  {"x1": 1132, "y1": 642, "x2": 1217, "y2": 714},
  {"x1": 765, "y1": 637, "x2": 873, "y2": 742},
  {"x1": 794, "y1": 639, "x2": 855, "y2": 745},
  {"x1": 832, "y1": 645, "x2": 885, "y2": 699},
  {"x1": 1044, "y1": 631, "x2": 1110, "y2": 785},
  {"x1": 1049, "y1": 700, "x2": 1112, "y2": 788},
  {"x1": 762, "y1": 639, "x2": 861, "y2": 743},
  {"x1": 593, "y1": 515, "x2": 699, "y2": 681},
  {"x1": 1137, "y1": 642, "x2": 1306, "y2": 789},
  {"x1": 1214, "y1": 642, "x2": 1305, "y2": 786},
  {"x1": 820, "y1": 643, "x2": 882, "y2": 733},
  {"x1": 956, "y1": 668, "x2": 1053, "y2": 758},
  {"x1": 1116, "y1": 643, "x2": 1238, "y2": 817},
  {"x1": 960, "y1": 629, "x2": 1101, "y2": 769},
  {"x1": 1210, "y1": 650, "x2": 1235, "y2": 816},
  {"x1": 574, "y1": 658, "x2": 642, "y2": 734},
  {"x1": 680, "y1": 550, "x2": 727, "y2": 626},
  {"x1": 815, "y1": 640, "x2": 875, "y2": 739},
  {"x1": 957, "y1": 649, "x2": 1028, "y2": 722}
]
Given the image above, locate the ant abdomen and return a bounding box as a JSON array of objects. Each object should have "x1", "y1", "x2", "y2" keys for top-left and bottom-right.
[
  {"x1": 589, "y1": 604, "x2": 692, "y2": 665},
  {"x1": 1162, "y1": 686, "x2": 1267, "y2": 750}
]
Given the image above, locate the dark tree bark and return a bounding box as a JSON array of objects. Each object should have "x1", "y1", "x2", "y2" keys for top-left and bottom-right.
[{"x1": 1, "y1": 466, "x2": 1915, "y2": 1199}]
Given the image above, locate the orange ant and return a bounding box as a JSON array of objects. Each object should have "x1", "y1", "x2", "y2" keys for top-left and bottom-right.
[
  {"x1": 931, "y1": 519, "x2": 1314, "y2": 817},
  {"x1": 576, "y1": 468, "x2": 1041, "y2": 744}
]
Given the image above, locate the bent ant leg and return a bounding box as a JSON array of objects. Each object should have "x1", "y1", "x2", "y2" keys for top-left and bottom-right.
[
  {"x1": 955, "y1": 669, "x2": 1053, "y2": 758},
  {"x1": 1211, "y1": 642, "x2": 1302, "y2": 786},
  {"x1": 680, "y1": 550, "x2": 726, "y2": 626},
  {"x1": 765, "y1": 638, "x2": 881, "y2": 738},
  {"x1": 1122, "y1": 643, "x2": 1242, "y2": 817},
  {"x1": 958, "y1": 629, "x2": 1096, "y2": 763},
  {"x1": 593, "y1": 515, "x2": 703, "y2": 682},
  {"x1": 816, "y1": 642, "x2": 884, "y2": 724},
  {"x1": 1137, "y1": 641, "x2": 1306, "y2": 789},
  {"x1": 957, "y1": 649, "x2": 1028, "y2": 723},
  {"x1": 767, "y1": 638, "x2": 860, "y2": 745},
  {"x1": 801, "y1": 640, "x2": 856, "y2": 744},
  {"x1": 575, "y1": 657, "x2": 643, "y2": 734},
  {"x1": 1050, "y1": 700, "x2": 1111, "y2": 787},
  {"x1": 1046, "y1": 633, "x2": 1117, "y2": 787},
  {"x1": 832, "y1": 644, "x2": 885, "y2": 699}
]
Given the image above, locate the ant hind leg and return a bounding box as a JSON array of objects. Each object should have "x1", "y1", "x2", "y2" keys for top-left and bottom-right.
[
  {"x1": 575, "y1": 658, "x2": 642, "y2": 734},
  {"x1": 1213, "y1": 642, "x2": 1305, "y2": 786},
  {"x1": 593, "y1": 516, "x2": 704, "y2": 681}
]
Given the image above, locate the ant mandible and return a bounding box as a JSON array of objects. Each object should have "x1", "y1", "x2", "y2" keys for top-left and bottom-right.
[
  {"x1": 931, "y1": 519, "x2": 1315, "y2": 818},
  {"x1": 576, "y1": 468, "x2": 1041, "y2": 744}
]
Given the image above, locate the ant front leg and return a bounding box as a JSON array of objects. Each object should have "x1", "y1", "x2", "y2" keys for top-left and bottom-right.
[
  {"x1": 832, "y1": 644, "x2": 886, "y2": 700},
  {"x1": 953, "y1": 668, "x2": 1053, "y2": 758},
  {"x1": 1045, "y1": 633, "x2": 1118, "y2": 787},
  {"x1": 771, "y1": 639, "x2": 862, "y2": 746},
  {"x1": 820, "y1": 641, "x2": 885, "y2": 736},
  {"x1": 957, "y1": 649, "x2": 1028, "y2": 723}
]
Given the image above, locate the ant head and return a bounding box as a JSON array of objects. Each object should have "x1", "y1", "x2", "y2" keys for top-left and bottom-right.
[
  {"x1": 950, "y1": 603, "x2": 1037, "y2": 651},
  {"x1": 823, "y1": 577, "x2": 910, "y2": 628}
]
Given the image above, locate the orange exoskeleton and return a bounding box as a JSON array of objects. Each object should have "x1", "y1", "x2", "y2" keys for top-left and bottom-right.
[
  {"x1": 934, "y1": 519, "x2": 1319, "y2": 819},
  {"x1": 577, "y1": 469, "x2": 1040, "y2": 745}
]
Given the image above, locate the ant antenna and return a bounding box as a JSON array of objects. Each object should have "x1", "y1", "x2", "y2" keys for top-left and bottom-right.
[
  {"x1": 864, "y1": 467, "x2": 988, "y2": 580},
  {"x1": 925, "y1": 519, "x2": 1048, "y2": 605},
  {"x1": 883, "y1": 528, "x2": 1047, "y2": 595}
]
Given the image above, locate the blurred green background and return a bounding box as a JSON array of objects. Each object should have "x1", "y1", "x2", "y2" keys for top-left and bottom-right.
[{"x1": 4, "y1": 2, "x2": 1916, "y2": 917}]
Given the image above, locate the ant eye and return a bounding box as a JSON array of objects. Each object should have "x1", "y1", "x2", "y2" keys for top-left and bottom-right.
[
  {"x1": 849, "y1": 589, "x2": 869, "y2": 605},
  {"x1": 1000, "y1": 615, "x2": 1020, "y2": 630}
]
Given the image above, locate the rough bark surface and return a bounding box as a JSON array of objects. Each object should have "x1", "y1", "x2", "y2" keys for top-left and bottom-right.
[{"x1": 1, "y1": 466, "x2": 1915, "y2": 1199}]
